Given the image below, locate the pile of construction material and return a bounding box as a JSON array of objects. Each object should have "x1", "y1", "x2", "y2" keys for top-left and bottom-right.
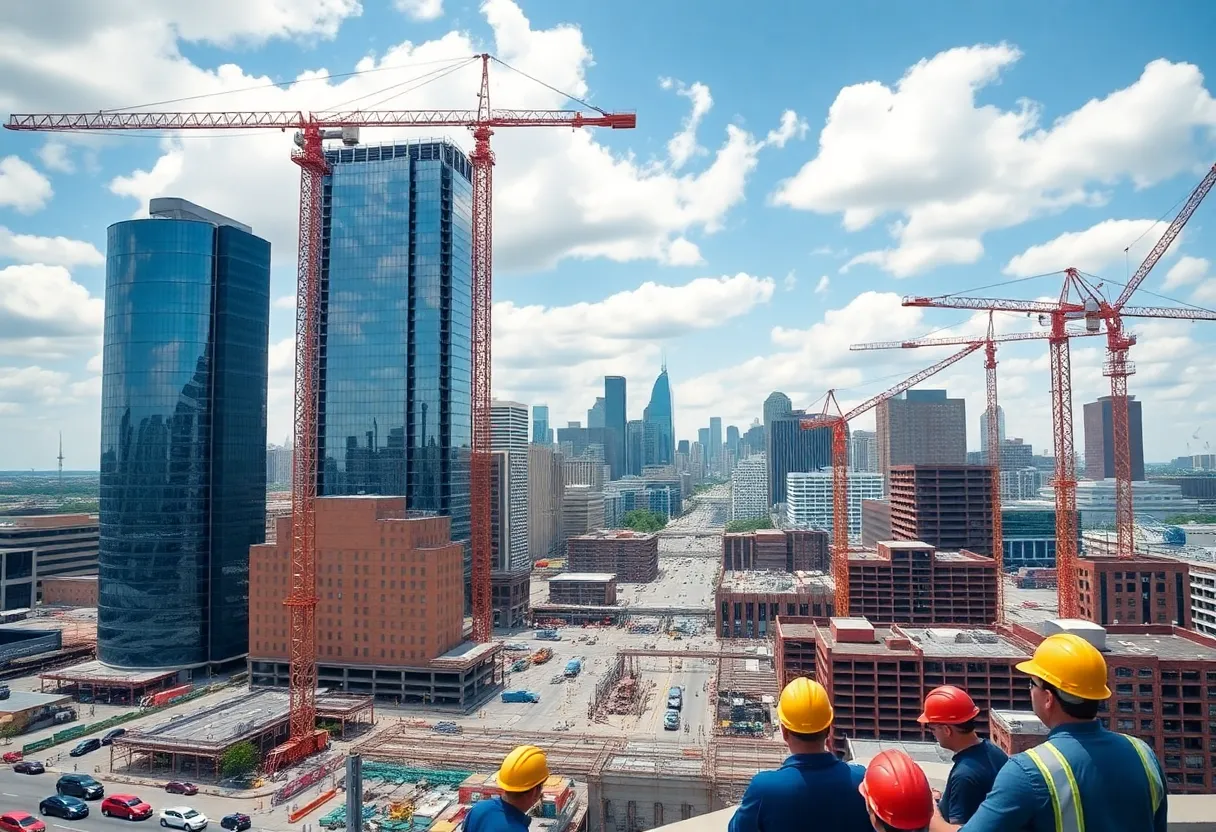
[
  {"x1": 627, "y1": 617, "x2": 662, "y2": 634},
  {"x1": 1013, "y1": 567, "x2": 1057, "y2": 589}
]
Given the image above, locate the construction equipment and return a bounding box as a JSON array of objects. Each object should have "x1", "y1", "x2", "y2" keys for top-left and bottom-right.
[
  {"x1": 6, "y1": 55, "x2": 636, "y2": 770},
  {"x1": 800, "y1": 343, "x2": 984, "y2": 615},
  {"x1": 531, "y1": 647, "x2": 553, "y2": 665}
]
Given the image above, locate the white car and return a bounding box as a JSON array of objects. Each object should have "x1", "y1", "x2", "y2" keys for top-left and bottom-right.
[{"x1": 161, "y1": 807, "x2": 208, "y2": 831}]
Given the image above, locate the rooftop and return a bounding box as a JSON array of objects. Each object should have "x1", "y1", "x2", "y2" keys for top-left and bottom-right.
[
  {"x1": 572, "y1": 529, "x2": 656, "y2": 541},
  {"x1": 40, "y1": 660, "x2": 175, "y2": 685},
  {"x1": 901, "y1": 627, "x2": 1030, "y2": 659},
  {"x1": 717, "y1": 570, "x2": 833, "y2": 594},
  {"x1": 548, "y1": 573, "x2": 617, "y2": 583},
  {"x1": 0, "y1": 690, "x2": 72, "y2": 713},
  {"x1": 846, "y1": 738, "x2": 954, "y2": 766},
  {"x1": 1101, "y1": 631, "x2": 1216, "y2": 661}
]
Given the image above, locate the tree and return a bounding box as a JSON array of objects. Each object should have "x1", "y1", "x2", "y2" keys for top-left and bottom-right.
[
  {"x1": 621, "y1": 509, "x2": 667, "y2": 533},
  {"x1": 220, "y1": 741, "x2": 259, "y2": 778},
  {"x1": 1164, "y1": 513, "x2": 1216, "y2": 525},
  {"x1": 725, "y1": 518, "x2": 774, "y2": 533}
]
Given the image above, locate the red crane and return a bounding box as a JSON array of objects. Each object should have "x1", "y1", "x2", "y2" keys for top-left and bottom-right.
[
  {"x1": 851, "y1": 314, "x2": 1105, "y2": 625},
  {"x1": 800, "y1": 342, "x2": 984, "y2": 616},
  {"x1": 5, "y1": 53, "x2": 636, "y2": 769}
]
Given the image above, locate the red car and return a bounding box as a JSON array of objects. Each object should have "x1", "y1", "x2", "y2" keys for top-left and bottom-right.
[
  {"x1": 101, "y1": 795, "x2": 153, "y2": 821},
  {"x1": 164, "y1": 782, "x2": 198, "y2": 796},
  {"x1": 0, "y1": 812, "x2": 45, "y2": 832},
  {"x1": 1, "y1": 751, "x2": 22, "y2": 763}
]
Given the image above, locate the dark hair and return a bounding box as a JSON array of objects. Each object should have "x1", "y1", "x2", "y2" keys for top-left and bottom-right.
[
  {"x1": 786, "y1": 727, "x2": 829, "y2": 744},
  {"x1": 1042, "y1": 682, "x2": 1101, "y2": 720},
  {"x1": 953, "y1": 719, "x2": 977, "y2": 734}
]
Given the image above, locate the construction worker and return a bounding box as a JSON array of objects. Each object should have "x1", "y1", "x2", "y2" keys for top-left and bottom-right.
[
  {"x1": 860, "y1": 749, "x2": 935, "y2": 832},
  {"x1": 466, "y1": 745, "x2": 550, "y2": 832},
  {"x1": 930, "y1": 633, "x2": 1167, "y2": 832},
  {"x1": 917, "y1": 685, "x2": 1007, "y2": 824},
  {"x1": 729, "y1": 677, "x2": 871, "y2": 832}
]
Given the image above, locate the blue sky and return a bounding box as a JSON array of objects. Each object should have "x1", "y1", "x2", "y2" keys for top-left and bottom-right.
[{"x1": 1, "y1": 0, "x2": 1215, "y2": 469}]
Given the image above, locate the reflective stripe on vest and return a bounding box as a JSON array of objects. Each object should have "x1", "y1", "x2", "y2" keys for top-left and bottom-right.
[
  {"x1": 1025, "y1": 742, "x2": 1084, "y2": 832},
  {"x1": 1120, "y1": 733, "x2": 1164, "y2": 812}
]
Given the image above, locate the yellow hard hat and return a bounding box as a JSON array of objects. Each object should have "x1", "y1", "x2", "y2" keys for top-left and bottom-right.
[
  {"x1": 1016, "y1": 633, "x2": 1112, "y2": 701},
  {"x1": 496, "y1": 745, "x2": 550, "y2": 793},
  {"x1": 777, "y1": 677, "x2": 833, "y2": 734}
]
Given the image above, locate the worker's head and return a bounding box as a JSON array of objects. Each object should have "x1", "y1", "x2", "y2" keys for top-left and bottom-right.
[
  {"x1": 1016, "y1": 633, "x2": 1111, "y2": 726},
  {"x1": 859, "y1": 749, "x2": 934, "y2": 832},
  {"x1": 917, "y1": 685, "x2": 980, "y2": 752},
  {"x1": 495, "y1": 745, "x2": 550, "y2": 811},
  {"x1": 776, "y1": 677, "x2": 833, "y2": 751}
]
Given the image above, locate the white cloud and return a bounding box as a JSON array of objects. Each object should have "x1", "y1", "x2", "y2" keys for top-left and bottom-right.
[
  {"x1": 0, "y1": 264, "x2": 103, "y2": 354},
  {"x1": 814, "y1": 275, "x2": 830, "y2": 294},
  {"x1": 0, "y1": 226, "x2": 103, "y2": 267},
  {"x1": 1163, "y1": 255, "x2": 1209, "y2": 290},
  {"x1": 783, "y1": 271, "x2": 797, "y2": 292},
  {"x1": 394, "y1": 0, "x2": 443, "y2": 22},
  {"x1": 37, "y1": 141, "x2": 75, "y2": 173},
  {"x1": 1003, "y1": 218, "x2": 1171, "y2": 278},
  {"x1": 765, "y1": 110, "x2": 809, "y2": 148},
  {"x1": 0, "y1": 156, "x2": 53, "y2": 214},
  {"x1": 0, "y1": 366, "x2": 71, "y2": 411},
  {"x1": 665, "y1": 80, "x2": 713, "y2": 170},
  {"x1": 773, "y1": 46, "x2": 1216, "y2": 277}
]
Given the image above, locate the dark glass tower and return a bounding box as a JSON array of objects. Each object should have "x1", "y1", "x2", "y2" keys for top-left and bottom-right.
[
  {"x1": 99, "y1": 203, "x2": 270, "y2": 670},
  {"x1": 604, "y1": 376, "x2": 626, "y2": 480},
  {"x1": 643, "y1": 364, "x2": 675, "y2": 467},
  {"x1": 316, "y1": 140, "x2": 474, "y2": 582},
  {"x1": 768, "y1": 413, "x2": 835, "y2": 505}
]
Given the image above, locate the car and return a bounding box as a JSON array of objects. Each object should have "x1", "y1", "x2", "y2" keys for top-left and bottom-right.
[
  {"x1": 101, "y1": 795, "x2": 153, "y2": 821},
  {"x1": 101, "y1": 728, "x2": 127, "y2": 745},
  {"x1": 57, "y1": 773, "x2": 104, "y2": 799},
  {"x1": 2, "y1": 751, "x2": 22, "y2": 763},
  {"x1": 219, "y1": 814, "x2": 250, "y2": 832},
  {"x1": 160, "y1": 807, "x2": 208, "y2": 831},
  {"x1": 667, "y1": 686, "x2": 683, "y2": 710},
  {"x1": 663, "y1": 708, "x2": 680, "y2": 730},
  {"x1": 14, "y1": 760, "x2": 45, "y2": 775},
  {"x1": 38, "y1": 796, "x2": 89, "y2": 821},
  {"x1": 0, "y1": 684, "x2": 10, "y2": 700},
  {"x1": 69, "y1": 738, "x2": 101, "y2": 757},
  {"x1": 0, "y1": 813, "x2": 43, "y2": 832},
  {"x1": 164, "y1": 782, "x2": 198, "y2": 796}
]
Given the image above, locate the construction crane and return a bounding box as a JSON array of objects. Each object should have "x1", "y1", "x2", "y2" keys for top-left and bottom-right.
[
  {"x1": 851, "y1": 313, "x2": 1105, "y2": 625},
  {"x1": 5, "y1": 53, "x2": 636, "y2": 770},
  {"x1": 800, "y1": 342, "x2": 984, "y2": 616}
]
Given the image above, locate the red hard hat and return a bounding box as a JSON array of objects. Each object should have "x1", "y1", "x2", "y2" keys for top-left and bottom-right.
[
  {"x1": 917, "y1": 685, "x2": 980, "y2": 725},
  {"x1": 859, "y1": 750, "x2": 934, "y2": 831}
]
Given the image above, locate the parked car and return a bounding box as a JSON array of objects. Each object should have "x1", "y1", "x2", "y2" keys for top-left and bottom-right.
[
  {"x1": 160, "y1": 807, "x2": 208, "y2": 831},
  {"x1": 0, "y1": 684, "x2": 10, "y2": 700},
  {"x1": 2, "y1": 751, "x2": 22, "y2": 763},
  {"x1": 57, "y1": 774, "x2": 104, "y2": 800},
  {"x1": 0, "y1": 812, "x2": 44, "y2": 832},
  {"x1": 14, "y1": 760, "x2": 45, "y2": 775},
  {"x1": 219, "y1": 814, "x2": 250, "y2": 832},
  {"x1": 38, "y1": 796, "x2": 89, "y2": 821},
  {"x1": 663, "y1": 708, "x2": 680, "y2": 730},
  {"x1": 164, "y1": 782, "x2": 198, "y2": 796},
  {"x1": 69, "y1": 738, "x2": 101, "y2": 758},
  {"x1": 101, "y1": 728, "x2": 127, "y2": 745},
  {"x1": 101, "y1": 795, "x2": 153, "y2": 821}
]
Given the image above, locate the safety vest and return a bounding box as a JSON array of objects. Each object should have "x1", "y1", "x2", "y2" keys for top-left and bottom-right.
[{"x1": 1023, "y1": 733, "x2": 1164, "y2": 832}]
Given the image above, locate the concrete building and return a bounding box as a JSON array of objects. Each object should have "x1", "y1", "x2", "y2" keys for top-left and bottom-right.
[
  {"x1": 849, "y1": 430, "x2": 878, "y2": 473},
  {"x1": 730, "y1": 455, "x2": 768, "y2": 521},
  {"x1": 40, "y1": 576, "x2": 98, "y2": 607},
  {"x1": 490, "y1": 570, "x2": 531, "y2": 629},
  {"x1": 786, "y1": 471, "x2": 883, "y2": 539},
  {"x1": 0, "y1": 514, "x2": 99, "y2": 606},
  {"x1": 876, "y1": 390, "x2": 967, "y2": 488},
  {"x1": 722, "y1": 528, "x2": 828, "y2": 572},
  {"x1": 849, "y1": 541, "x2": 999, "y2": 626},
  {"x1": 716, "y1": 571, "x2": 836, "y2": 638},
  {"x1": 1187, "y1": 560, "x2": 1216, "y2": 639},
  {"x1": 566, "y1": 530, "x2": 658, "y2": 582},
  {"x1": 1085, "y1": 395, "x2": 1145, "y2": 481},
  {"x1": 992, "y1": 438, "x2": 1033, "y2": 470},
  {"x1": 265, "y1": 443, "x2": 292, "y2": 487},
  {"x1": 1000, "y1": 467, "x2": 1042, "y2": 501},
  {"x1": 562, "y1": 485, "x2": 606, "y2": 549},
  {"x1": 861, "y1": 499, "x2": 892, "y2": 547},
  {"x1": 1046, "y1": 479, "x2": 1200, "y2": 529},
  {"x1": 1076, "y1": 555, "x2": 1191, "y2": 627},
  {"x1": 565, "y1": 458, "x2": 605, "y2": 491},
  {"x1": 889, "y1": 465, "x2": 994, "y2": 555},
  {"x1": 491, "y1": 400, "x2": 530, "y2": 571},
  {"x1": 528, "y1": 444, "x2": 564, "y2": 562},
  {"x1": 548, "y1": 573, "x2": 618, "y2": 606},
  {"x1": 979, "y1": 405, "x2": 1006, "y2": 454}
]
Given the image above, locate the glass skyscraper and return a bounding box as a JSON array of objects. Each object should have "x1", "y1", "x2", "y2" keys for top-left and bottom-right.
[
  {"x1": 643, "y1": 364, "x2": 675, "y2": 467},
  {"x1": 316, "y1": 140, "x2": 474, "y2": 581},
  {"x1": 99, "y1": 201, "x2": 270, "y2": 670},
  {"x1": 604, "y1": 376, "x2": 626, "y2": 480}
]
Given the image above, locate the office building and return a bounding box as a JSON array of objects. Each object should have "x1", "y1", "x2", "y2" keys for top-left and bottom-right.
[
  {"x1": 726, "y1": 425, "x2": 741, "y2": 464},
  {"x1": 889, "y1": 465, "x2": 994, "y2": 555},
  {"x1": 1084, "y1": 396, "x2": 1146, "y2": 481},
  {"x1": 708, "y1": 417, "x2": 723, "y2": 472},
  {"x1": 490, "y1": 400, "x2": 529, "y2": 571},
  {"x1": 979, "y1": 405, "x2": 1006, "y2": 454},
  {"x1": 532, "y1": 405, "x2": 551, "y2": 445},
  {"x1": 849, "y1": 430, "x2": 878, "y2": 473},
  {"x1": 764, "y1": 392, "x2": 794, "y2": 504},
  {"x1": 876, "y1": 389, "x2": 967, "y2": 487},
  {"x1": 528, "y1": 444, "x2": 564, "y2": 562},
  {"x1": 786, "y1": 471, "x2": 884, "y2": 540},
  {"x1": 265, "y1": 443, "x2": 292, "y2": 487},
  {"x1": 0, "y1": 514, "x2": 100, "y2": 605},
  {"x1": 625, "y1": 420, "x2": 645, "y2": 477},
  {"x1": 565, "y1": 458, "x2": 605, "y2": 491},
  {"x1": 556, "y1": 425, "x2": 610, "y2": 461},
  {"x1": 566, "y1": 530, "x2": 658, "y2": 582},
  {"x1": 743, "y1": 423, "x2": 765, "y2": 458},
  {"x1": 1000, "y1": 467, "x2": 1042, "y2": 501},
  {"x1": 722, "y1": 528, "x2": 828, "y2": 572},
  {"x1": 768, "y1": 414, "x2": 833, "y2": 507},
  {"x1": 316, "y1": 140, "x2": 474, "y2": 592},
  {"x1": 730, "y1": 454, "x2": 768, "y2": 521},
  {"x1": 1002, "y1": 505, "x2": 1080, "y2": 570},
  {"x1": 562, "y1": 485, "x2": 605, "y2": 544},
  {"x1": 604, "y1": 376, "x2": 627, "y2": 481},
  {"x1": 642, "y1": 364, "x2": 675, "y2": 468},
  {"x1": 99, "y1": 199, "x2": 270, "y2": 670},
  {"x1": 587, "y1": 397, "x2": 606, "y2": 429}
]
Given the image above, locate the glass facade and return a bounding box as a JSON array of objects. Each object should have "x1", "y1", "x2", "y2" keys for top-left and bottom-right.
[
  {"x1": 604, "y1": 376, "x2": 626, "y2": 480},
  {"x1": 769, "y1": 415, "x2": 834, "y2": 506},
  {"x1": 317, "y1": 141, "x2": 474, "y2": 581},
  {"x1": 642, "y1": 367, "x2": 675, "y2": 467},
  {"x1": 99, "y1": 218, "x2": 270, "y2": 670}
]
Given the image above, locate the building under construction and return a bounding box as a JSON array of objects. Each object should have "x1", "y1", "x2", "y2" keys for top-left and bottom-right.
[
  {"x1": 715, "y1": 571, "x2": 835, "y2": 638},
  {"x1": 1075, "y1": 554, "x2": 1190, "y2": 628},
  {"x1": 549, "y1": 573, "x2": 618, "y2": 606},
  {"x1": 848, "y1": 541, "x2": 998, "y2": 626},
  {"x1": 566, "y1": 531, "x2": 659, "y2": 582},
  {"x1": 888, "y1": 465, "x2": 994, "y2": 555},
  {"x1": 721, "y1": 528, "x2": 828, "y2": 571},
  {"x1": 491, "y1": 570, "x2": 532, "y2": 629}
]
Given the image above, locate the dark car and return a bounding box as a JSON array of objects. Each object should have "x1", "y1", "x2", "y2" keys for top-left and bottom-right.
[
  {"x1": 38, "y1": 796, "x2": 89, "y2": 821},
  {"x1": 14, "y1": 760, "x2": 45, "y2": 775},
  {"x1": 0, "y1": 684, "x2": 10, "y2": 700},
  {"x1": 220, "y1": 814, "x2": 251, "y2": 832},
  {"x1": 69, "y1": 738, "x2": 101, "y2": 758},
  {"x1": 56, "y1": 774, "x2": 104, "y2": 800},
  {"x1": 164, "y1": 782, "x2": 198, "y2": 796},
  {"x1": 101, "y1": 728, "x2": 127, "y2": 745}
]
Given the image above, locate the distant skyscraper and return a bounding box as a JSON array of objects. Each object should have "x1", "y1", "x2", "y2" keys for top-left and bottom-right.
[
  {"x1": 980, "y1": 405, "x2": 1006, "y2": 454},
  {"x1": 626, "y1": 419, "x2": 645, "y2": 476},
  {"x1": 604, "y1": 376, "x2": 626, "y2": 480},
  {"x1": 731, "y1": 454, "x2": 768, "y2": 520},
  {"x1": 698, "y1": 428, "x2": 710, "y2": 448},
  {"x1": 587, "y1": 397, "x2": 606, "y2": 429},
  {"x1": 532, "y1": 405, "x2": 551, "y2": 445},
  {"x1": 848, "y1": 430, "x2": 878, "y2": 472},
  {"x1": 768, "y1": 414, "x2": 834, "y2": 506},
  {"x1": 876, "y1": 389, "x2": 966, "y2": 489},
  {"x1": 490, "y1": 400, "x2": 530, "y2": 571},
  {"x1": 642, "y1": 364, "x2": 675, "y2": 467},
  {"x1": 709, "y1": 417, "x2": 723, "y2": 469},
  {"x1": 315, "y1": 139, "x2": 474, "y2": 590},
  {"x1": 763, "y1": 392, "x2": 794, "y2": 505},
  {"x1": 1084, "y1": 396, "x2": 1145, "y2": 481},
  {"x1": 677, "y1": 439, "x2": 690, "y2": 456},
  {"x1": 99, "y1": 198, "x2": 270, "y2": 670}
]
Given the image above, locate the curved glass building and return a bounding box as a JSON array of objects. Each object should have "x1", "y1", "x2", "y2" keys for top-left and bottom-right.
[
  {"x1": 99, "y1": 204, "x2": 270, "y2": 670},
  {"x1": 642, "y1": 364, "x2": 675, "y2": 467}
]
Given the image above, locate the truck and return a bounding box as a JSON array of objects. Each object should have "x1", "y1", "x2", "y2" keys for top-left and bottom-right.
[
  {"x1": 563, "y1": 658, "x2": 583, "y2": 678},
  {"x1": 501, "y1": 690, "x2": 541, "y2": 704},
  {"x1": 534, "y1": 629, "x2": 560, "y2": 641}
]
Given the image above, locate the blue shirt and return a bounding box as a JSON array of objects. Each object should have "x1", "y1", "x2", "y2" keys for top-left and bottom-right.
[
  {"x1": 728, "y1": 752, "x2": 870, "y2": 832},
  {"x1": 939, "y1": 739, "x2": 1008, "y2": 824},
  {"x1": 464, "y1": 797, "x2": 533, "y2": 832},
  {"x1": 960, "y1": 721, "x2": 1167, "y2": 832}
]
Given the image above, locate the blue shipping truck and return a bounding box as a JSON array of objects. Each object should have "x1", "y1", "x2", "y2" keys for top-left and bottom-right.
[
  {"x1": 502, "y1": 690, "x2": 541, "y2": 704},
  {"x1": 564, "y1": 658, "x2": 583, "y2": 677}
]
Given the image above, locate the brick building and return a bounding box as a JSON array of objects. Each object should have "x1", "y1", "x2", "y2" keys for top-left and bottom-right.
[
  {"x1": 566, "y1": 530, "x2": 658, "y2": 582},
  {"x1": 548, "y1": 573, "x2": 617, "y2": 606},
  {"x1": 848, "y1": 541, "x2": 999, "y2": 626},
  {"x1": 40, "y1": 576, "x2": 98, "y2": 607},
  {"x1": 490, "y1": 571, "x2": 530, "y2": 629},
  {"x1": 1076, "y1": 555, "x2": 1191, "y2": 628},
  {"x1": 721, "y1": 528, "x2": 828, "y2": 572},
  {"x1": 988, "y1": 710, "x2": 1050, "y2": 755},
  {"x1": 861, "y1": 499, "x2": 892, "y2": 547},
  {"x1": 716, "y1": 572, "x2": 835, "y2": 639},
  {"x1": 888, "y1": 465, "x2": 994, "y2": 555}
]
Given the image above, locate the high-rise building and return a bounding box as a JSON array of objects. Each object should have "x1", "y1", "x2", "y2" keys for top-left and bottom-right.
[
  {"x1": 0, "y1": 515, "x2": 100, "y2": 606},
  {"x1": 786, "y1": 471, "x2": 884, "y2": 539},
  {"x1": 888, "y1": 465, "x2": 993, "y2": 555},
  {"x1": 626, "y1": 420, "x2": 644, "y2": 476},
  {"x1": 1084, "y1": 396, "x2": 1145, "y2": 481},
  {"x1": 604, "y1": 376, "x2": 626, "y2": 481},
  {"x1": 848, "y1": 430, "x2": 878, "y2": 472},
  {"x1": 730, "y1": 454, "x2": 768, "y2": 520},
  {"x1": 490, "y1": 400, "x2": 529, "y2": 571},
  {"x1": 876, "y1": 389, "x2": 967, "y2": 488},
  {"x1": 677, "y1": 439, "x2": 690, "y2": 455},
  {"x1": 642, "y1": 364, "x2": 675, "y2": 468},
  {"x1": 532, "y1": 405, "x2": 551, "y2": 445},
  {"x1": 743, "y1": 422, "x2": 765, "y2": 458},
  {"x1": 587, "y1": 397, "x2": 606, "y2": 429},
  {"x1": 100, "y1": 198, "x2": 270, "y2": 670},
  {"x1": 697, "y1": 428, "x2": 710, "y2": 448},
  {"x1": 768, "y1": 413, "x2": 833, "y2": 507},
  {"x1": 708, "y1": 417, "x2": 723, "y2": 470},
  {"x1": 726, "y1": 424, "x2": 741, "y2": 470},
  {"x1": 527, "y1": 444, "x2": 564, "y2": 561},
  {"x1": 763, "y1": 391, "x2": 794, "y2": 505},
  {"x1": 980, "y1": 405, "x2": 1006, "y2": 454},
  {"x1": 315, "y1": 140, "x2": 474, "y2": 592}
]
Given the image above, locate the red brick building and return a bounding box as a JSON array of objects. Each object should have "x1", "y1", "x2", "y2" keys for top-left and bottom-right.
[
  {"x1": 722, "y1": 528, "x2": 829, "y2": 572},
  {"x1": 1076, "y1": 555, "x2": 1191, "y2": 628},
  {"x1": 848, "y1": 541, "x2": 998, "y2": 626},
  {"x1": 888, "y1": 465, "x2": 994, "y2": 555}
]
